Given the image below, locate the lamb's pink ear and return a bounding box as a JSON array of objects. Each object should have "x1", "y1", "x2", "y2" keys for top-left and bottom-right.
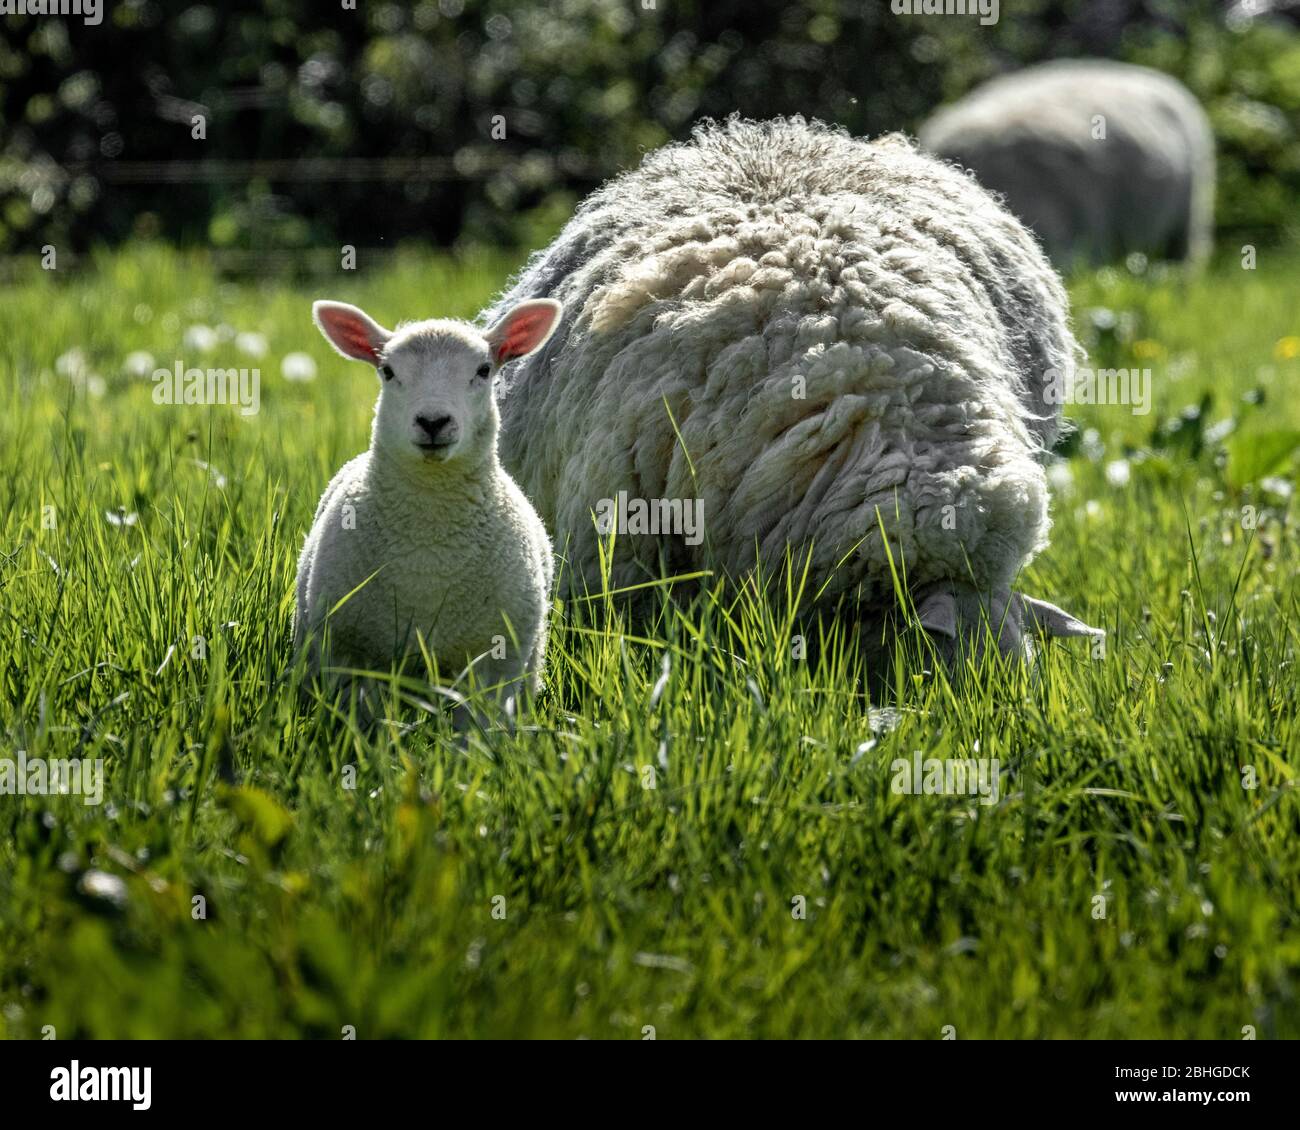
[
  {"x1": 1018, "y1": 594, "x2": 1103, "y2": 638},
  {"x1": 485, "y1": 299, "x2": 562, "y2": 365},
  {"x1": 312, "y1": 301, "x2": 391, "y2": 364}
]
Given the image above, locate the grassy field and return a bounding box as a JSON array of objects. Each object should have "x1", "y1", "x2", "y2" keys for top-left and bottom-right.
[{"x1": 1, "y1": 243, "x2": 1298, "y2": 1039}]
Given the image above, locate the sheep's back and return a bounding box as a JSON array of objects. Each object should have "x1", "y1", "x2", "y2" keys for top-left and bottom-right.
[
  {"x1": 920, "y1": 60, "x2": 1215, "y2": 268},
  {"x1": 491, "y1": 118, "x2": 1076, "y2": 608}
]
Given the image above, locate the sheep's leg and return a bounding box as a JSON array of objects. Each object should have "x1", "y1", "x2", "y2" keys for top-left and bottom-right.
[
  {"x1": 455, "y1": 656, "x2": 531, "y2": 735},
  {"x1": 450, "y1": 699, "x2": 481, "y2": 735}
]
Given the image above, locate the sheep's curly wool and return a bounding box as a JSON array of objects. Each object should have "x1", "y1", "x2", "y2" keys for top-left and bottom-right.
[
  {"x1": 920, "y1": 60, "x2": 1215, "y2": 270},
  {"x1": 486, "y1": 117, "x2": 1084, "y2": 649}
]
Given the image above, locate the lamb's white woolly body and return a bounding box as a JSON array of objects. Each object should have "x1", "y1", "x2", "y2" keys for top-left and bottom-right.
[
  {"x1": 920, "y1": 60, "x2": 1215, "y2": 270},
  {"x1": 295, "y1": 450, "x2": 552, "y2": 689},
  {"x1": 486, "y1": 117, "x2": 1094, "y2": 658},
  {"x1": 295, "y1": 313, "x2": 556, "y2": 699}
]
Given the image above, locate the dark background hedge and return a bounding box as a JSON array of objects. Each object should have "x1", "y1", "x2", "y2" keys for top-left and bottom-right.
[{"x1": 2, "y1": 0, "x2": 1297, "y2": 260}]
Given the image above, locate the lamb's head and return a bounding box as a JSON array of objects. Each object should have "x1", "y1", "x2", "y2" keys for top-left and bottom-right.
[{"x1": 312, "y1": 298, "x2": 561, "y2": 468}]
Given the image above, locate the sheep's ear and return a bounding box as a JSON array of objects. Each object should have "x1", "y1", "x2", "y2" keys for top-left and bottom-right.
[
  {"x1": 916, "y1": 589, "x2": 958, "y2": 639},
  {"x1": 313, "y1": 301, "x2": 391, "y2": 364},
  {"x1": 1018, "y1": 594, "x2": 1102, "y2": 638},
  {"x1": 486, "y1": 299, "x2": 562, "y2": 365}
]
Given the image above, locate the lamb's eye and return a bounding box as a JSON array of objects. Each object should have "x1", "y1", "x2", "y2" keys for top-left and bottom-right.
[
  {"x1": 379, "y1": 364, "x2": 394, "y2": 382},
  {"x1": 475, "y1": 362, "x2": 491, "y2": 380}
]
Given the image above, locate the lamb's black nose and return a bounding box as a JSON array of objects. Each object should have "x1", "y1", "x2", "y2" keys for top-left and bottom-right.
[{"x1": 415, "y1": 414, "x2": 455, "y2": 445}]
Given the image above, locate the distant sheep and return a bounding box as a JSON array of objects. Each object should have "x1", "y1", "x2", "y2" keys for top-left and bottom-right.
[
  {"x1": 295, "y1": 298, "x2": 561, "y2": 712},
  {"x1": 920, "y1": 60, "x2": 1215, "y2": 271},
  {"x1": 484, "y1": 116, "x2": 1100, "y2": 664}
]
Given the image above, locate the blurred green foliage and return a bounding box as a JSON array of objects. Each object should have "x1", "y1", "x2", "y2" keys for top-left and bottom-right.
[{"x1": 0, "y1": 0, "x2": 1297, "y2": 257}]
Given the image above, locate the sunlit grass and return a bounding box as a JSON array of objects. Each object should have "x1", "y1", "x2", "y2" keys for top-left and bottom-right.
[{"x1": 0, "y1": 244, "x2": 1297, "y2": 1038}]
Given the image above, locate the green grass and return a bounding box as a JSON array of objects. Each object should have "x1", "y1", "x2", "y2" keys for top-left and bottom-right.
[{"x1": 1, "y1": 243, "x2": 1298, "y2": 1039}]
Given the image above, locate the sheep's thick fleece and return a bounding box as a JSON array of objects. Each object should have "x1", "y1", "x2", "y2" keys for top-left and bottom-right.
[
  {"x1": 920, "y1": 60, "x2": 1215, "y2": 269},
  {"x1": 486, "y1": 117, "x2": 1082, "y2": 648}
]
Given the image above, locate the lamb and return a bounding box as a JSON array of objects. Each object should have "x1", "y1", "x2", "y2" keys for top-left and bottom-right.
[
  {"x1": 483, "y1": 116, "x2": 1101, "y2": 665},
  {"x1": 919, "y1": 60, "x2": 1215, "y2": 271},
  {"x1": 294, "y1": 297, "x2": 561, "y2": 713}
]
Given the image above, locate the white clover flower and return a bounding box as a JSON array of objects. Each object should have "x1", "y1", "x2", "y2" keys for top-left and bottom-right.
[
  {"x1": 78, "y1": 870, "x2": 128, "y2": 909},
  {"x1": 183, "y1": 324, "x2": 218, "y2": 353},
  {"x1": 236, "y1": 332, "x2": 269, "y2": 359},
  {"x1": 123, "y1": 351, "x2": 156, "y2": 379},
  {"x1": 1105, "y1": 459, "x2": 1131, "y2": 488},
  {"x1": 1047, "y1": 461, "x2": 1074, "y2": 494},
  {"x1": 55, "y1": 348, "x2": 89, "y2": 378},
  {"x1": 281, "y1": 352, "x2": 318, "y2": 382}
]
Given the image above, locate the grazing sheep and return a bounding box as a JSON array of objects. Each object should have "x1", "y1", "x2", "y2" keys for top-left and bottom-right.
[
  {"x1": 295, "y1": 298, "x2": 561, "y2": 712},
  {"x1": 919, "y1": 60, "x2": 1215, "y2": 271},
  {"x1": 484, "y1": 116, "x2": 1100, "y2": 665}
]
